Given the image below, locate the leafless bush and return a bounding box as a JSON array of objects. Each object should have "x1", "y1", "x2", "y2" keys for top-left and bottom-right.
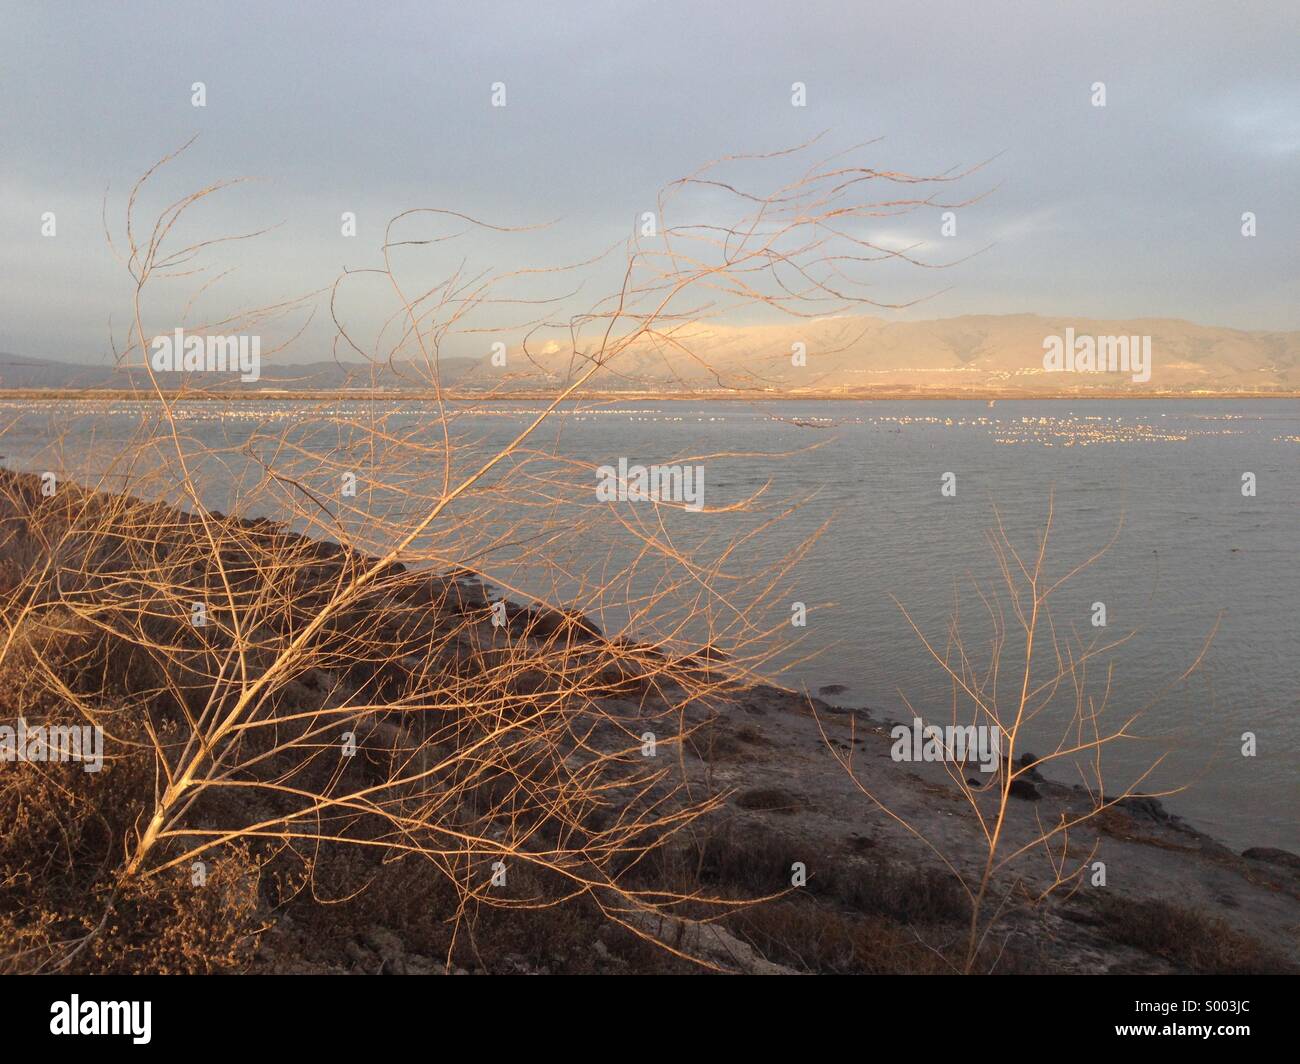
[{"x1": 0, "y1": 137, "x2": 982, "y2": 971}]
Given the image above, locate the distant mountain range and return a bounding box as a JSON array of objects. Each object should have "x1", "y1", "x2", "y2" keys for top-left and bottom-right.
[
  {"x1": 5, "y1": 314, "x2": 1298, "y2": 396},
  {"x1": 0, "y1": 353, "x2": 480, "y2": 393}
]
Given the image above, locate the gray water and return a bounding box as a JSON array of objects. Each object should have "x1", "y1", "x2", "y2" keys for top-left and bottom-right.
[{"x1": 2, "y1": 397, "x2": 1295, "y2": 851}]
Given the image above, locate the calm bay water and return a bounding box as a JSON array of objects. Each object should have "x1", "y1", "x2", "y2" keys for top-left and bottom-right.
[{"x1": 2, "y1": 397, "x2": 1295, "y2": 850}]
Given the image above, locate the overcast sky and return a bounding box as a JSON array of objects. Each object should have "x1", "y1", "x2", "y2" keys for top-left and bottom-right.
[{"x1": 2, "y1": 0, "x2": 1296, "y2": 364}]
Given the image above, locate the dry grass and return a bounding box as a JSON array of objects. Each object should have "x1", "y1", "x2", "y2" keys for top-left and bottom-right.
[
  {"x1": 1091, "y1": 895, "x2": 1298, "y2": 975},
  {"x1": 817, "y1": 496, "x2": 1222, "y2": 971}
]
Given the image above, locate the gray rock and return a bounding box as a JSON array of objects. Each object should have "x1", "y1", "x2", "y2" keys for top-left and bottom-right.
[
  {"x1": 1009, "y1": 779, "x2": 1041, "y2": 801},
  {"x1": 1116, "y1": 795, "x2": 1172, "y2": 822}
]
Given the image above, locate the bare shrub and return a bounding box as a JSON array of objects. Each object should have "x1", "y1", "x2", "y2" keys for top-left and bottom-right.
[
  {"x1": 819, "y1": 496, "x2": 1219, "y2": 972},
  {"x1": 0, "y1": 138, "x2": 982, "y2": 971}
]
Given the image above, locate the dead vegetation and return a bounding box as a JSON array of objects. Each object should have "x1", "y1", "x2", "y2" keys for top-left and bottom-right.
[
  {"x1": 816, "y1": 496, "x2": 1232, "y2": 972},
  {"x1": 0, "y1": 138, "x2": 997, "y2": 973}
]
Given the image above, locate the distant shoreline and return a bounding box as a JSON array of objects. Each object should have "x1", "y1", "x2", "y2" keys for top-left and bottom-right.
[{"x1": 0, "y1": 389, "x2": 1296, "y2": 403}]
